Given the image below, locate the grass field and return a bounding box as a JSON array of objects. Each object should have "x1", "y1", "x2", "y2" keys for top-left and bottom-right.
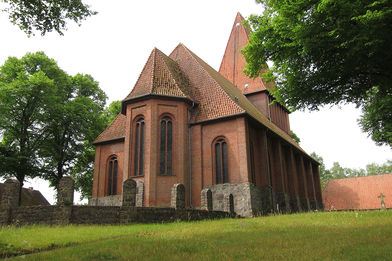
[{"x1": 1, "y1": 210, "x2": 391, "y2": 260}]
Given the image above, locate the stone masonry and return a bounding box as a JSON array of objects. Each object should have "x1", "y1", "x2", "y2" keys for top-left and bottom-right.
[
  {"x1": 171, "y1": 184, "x2": 185, "y2": 209},
  {"x1": 1, "y1": 179, "x2": 20, "y2": 209},
  {"x1": 122, "y1": 178, "x2": 137, "y2": 207},
  {"x1": 201, "y1": 188, "x2": 213, "y2": 211},
  {"x1": 58, "y1": 176, "x2": 75, "y2": 206}
]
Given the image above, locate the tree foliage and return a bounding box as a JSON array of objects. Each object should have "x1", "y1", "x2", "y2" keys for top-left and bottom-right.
[
  {"x1": 0, "y1": 52, "x2": 63, "y2": 202},
  {"x1": 0, "y1": 52, "x2": 107, "y2": 203},
  {"x1": 1, "y1": 0, "x2": 96, "y2": 35},
  {"x1": 244, "y1": 0, "x2": 392, "y2": 146},
  {"x1": 72, "y1": 100, "x2": 121, "y2": 200},
  {"x1": 311, "y1": 152, "x2": 392, "y2": 189}
]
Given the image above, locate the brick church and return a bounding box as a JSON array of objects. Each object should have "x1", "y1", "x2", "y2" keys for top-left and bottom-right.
[{"x1": 91, "y1": 13, "x2": 323, "y2": 216}]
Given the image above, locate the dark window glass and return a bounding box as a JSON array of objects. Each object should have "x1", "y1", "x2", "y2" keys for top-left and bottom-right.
[
  {"x1": 160, "y1": 120, "x2": 166, "y2": 174},
  {"x1": 107, "y1": 156, "x2": 117, "y2": 195},
  {"x1": 215, "y1": 139, "x2": 228, "y2": 184},
  {"x1": 159, "y1": 116, "x2": 173, "y2": 175},
  {"x1": 134, "y1": 118, "x2": 144, "y2": 176},
  {"x1": 108, "y1": 160, "x2": 113, "y2": 195},
  {"x1": 222, "y1": 142, "x2": 228, "y2": 183},
  {"x1": 215, "y1": 142, "x2": 221, "y2": 184},
  {"x1": 113, "y1": 160, "x2": 118, "y2": 194}
]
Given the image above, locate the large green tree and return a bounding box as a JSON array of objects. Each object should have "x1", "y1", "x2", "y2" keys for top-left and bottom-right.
[
  {"x1": 243, "y1": 0, "x2": 392, "y2": 146},
  {"x1": 40, "y1": 74, "x2": 107, "y2": 194},
  {"x1": 0, "y1": 52, "x2": 65, "y2": 203},
  {"x1": 0, "y1": 52, "x2": 107, "y2": 203},
  {"x1": 1, "y1": 0, "x2": 96, "y2": 35},
  {"x1": 71, "y1": 100, "x2": 121, "y2": 200}
]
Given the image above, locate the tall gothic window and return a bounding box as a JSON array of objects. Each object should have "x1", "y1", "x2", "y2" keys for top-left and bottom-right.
[
  {"x1": 160, "y1": 116, "x2": 172, "y2": 175},
  {"x1": 215, "y1": 138, "x2": 228, "y2": 184},
  {"x1": 134, "y1": 118, "x2": 145, "y2": 176},
  {"x1": 108, "y1": 156, "x2": 118, "y2": 195}
]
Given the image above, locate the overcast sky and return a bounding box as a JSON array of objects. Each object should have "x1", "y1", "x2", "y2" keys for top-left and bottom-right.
[{"x1": 1, "y1": 0, "x2": 390, "y2": 203}]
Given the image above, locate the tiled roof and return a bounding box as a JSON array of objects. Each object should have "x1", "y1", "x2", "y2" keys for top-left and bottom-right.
[
  {"x1": 169, "y1": 43, "x2": 304, "y2": 152},
  {"x1": 219, "y1": 12, "x2": 270, "y2": 94},
  {"x1": 94, "y1": 42, "x2": 305, "y2": 154},
  {"x1": 93, "y1": 113, "x2": 126, "y2": 144},
  {"x1": 125, "y1": 48, "x2": 193, "y2": 101},
  {"x1": 323, "y1": 174, "x2": 392, "y2": 210}
]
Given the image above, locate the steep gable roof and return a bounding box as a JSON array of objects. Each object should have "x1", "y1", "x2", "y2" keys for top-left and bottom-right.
[
  {"x1": 125, "y1": 48, "x2": 193, "y2": 102},
  {"x1": 219, "y1": 12, "x2": 268, "y2": 94},
  {"x1": 169, "y1": 43, "x2": 303, "y2": 152},
  {"x1": 323, "y1": 174, "x2": 392, "y2": 210}
]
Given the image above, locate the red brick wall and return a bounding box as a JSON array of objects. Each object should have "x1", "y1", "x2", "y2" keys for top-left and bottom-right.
[
  {"x1": 122, "y1": 98, "x2": 190, "y2": 207},
  {"x1": 92, "y1": 141, "x2": 124, "y2": 198},
  {"x1": 190, "y1": 117, "x2": 249, "y2": 207}
]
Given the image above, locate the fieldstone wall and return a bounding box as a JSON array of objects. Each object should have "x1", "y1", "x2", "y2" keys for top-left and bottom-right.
[
  {"x1": 57, "y1": 177, "x2": 74, "y2": 205},
  {"x1": 135, "y1": 180, "x2": 144, "y2": 207},
  {"x1": 171, "y1": 184, "x2": 185, "y2": 209},
  {"x1": 1, "y1": 179, "x2": 20, "y2": 209},
  {"x1": 122, "y1": 178, "x2": 137, "y2": 207},
  {"x1": 204, "y1": 183, "x2": 278, "y2": 217},
  {"x1": 201, "y1": 188, "x2": 213, "y2": 211},
  {"x1": 0, "y1": 205, "x2": 234, "y2": 226},
  {"x1": 89, "y1": 195, "x2": 122, "y2": 206}
]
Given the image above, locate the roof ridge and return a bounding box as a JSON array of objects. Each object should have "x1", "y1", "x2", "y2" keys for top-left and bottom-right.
[
  {"x1": 154, "y1": 49, "x2": 190, "y2": 99},
  {"x1": 125, "y1": 49, "x2": 156, "y2": 99},
  {"x1": 175, "y1": 43, "x2": 245, "y2": 113}
]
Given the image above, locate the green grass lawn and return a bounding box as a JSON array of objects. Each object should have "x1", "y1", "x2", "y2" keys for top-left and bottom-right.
[{"x1": 1, "y1": 211, "x2": 391, "y2": 260}]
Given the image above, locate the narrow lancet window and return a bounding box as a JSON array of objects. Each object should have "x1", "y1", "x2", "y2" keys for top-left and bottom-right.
[
  {"x1": 160, "y1": 116, "x2": 172, "y2": 175},
  {"x1": 108, "y1": 156, "x2": 118, "y2": 195},
  {"x1": 215, "y1": 138, "x2": 228, "y2": 184},
  {"x1": 134, "y1": 118, "x2": 145, "y2": 176}
]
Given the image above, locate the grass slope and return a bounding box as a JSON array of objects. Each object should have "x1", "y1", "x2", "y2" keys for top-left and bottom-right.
[{"x1": 1, "y1": 211, "x2": 392, "y2": 260}]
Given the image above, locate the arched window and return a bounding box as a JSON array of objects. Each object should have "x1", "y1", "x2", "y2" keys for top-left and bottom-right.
[
  {"x1": 160, "y1": 116, "x2": 172, "y2": 175},
  {"x1": 215, "y1": 138, "x2": 228, "y2": 184},
  {"x1": 134, "y1": 118, "x2": 145, "y2": 176},
  {"x1": 108, "y1": 156, "x2": 118, "y2": 195}
]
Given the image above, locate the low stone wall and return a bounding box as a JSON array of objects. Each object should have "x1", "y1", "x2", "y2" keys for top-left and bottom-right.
[
  {"x1": 89, "y1": 195, "x2": 122, "y2": 206},
  {"x1": 0, "y1": 205, "x2": 234, "y2": 226}
]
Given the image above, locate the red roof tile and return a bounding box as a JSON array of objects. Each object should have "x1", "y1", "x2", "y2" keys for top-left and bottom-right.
[
  {"x1": 93, "y1": 113, "x2": 126, "y2": 144},
  {"x1": 323, "y1": 174, "x2": 392, "y2": 210},
  {"x1": 125, "y1": 48, "x2": 193, "y2": 101}
]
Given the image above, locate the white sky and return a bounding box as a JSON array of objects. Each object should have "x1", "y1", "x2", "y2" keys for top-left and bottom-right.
[{"x1": 1, "y1": 0, "x2": 390, "y2": 204}]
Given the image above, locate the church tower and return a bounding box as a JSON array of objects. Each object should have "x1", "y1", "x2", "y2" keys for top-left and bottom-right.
[{"x1": 219, "y1": 12, "x2": 291, "y2": 134}]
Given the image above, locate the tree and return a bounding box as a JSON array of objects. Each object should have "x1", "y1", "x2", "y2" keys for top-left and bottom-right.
[
  {"x1": 71, "y1": 100, "x2": 121, "y2": 200},
  {"x1": 40, "y1": 74, "x2": 107, "y2": 194},
  {"x1": 103, "y1": 100, "x2": 121, "y2": 126},
  {"x1": 359, "y1": 87, "x2": 392, "y2": 146},
  {"x1": 0, "y1": 51, "x2": 108, "y2": 203},
  {"x1": 243, "y1": 0, "x2": 392, "y2": 146},
  {"x1": 312, "y1": 152, "x2": 392, "y2": 189},
  {"x1": 0, "y1": 52, "x2": 64, "y2": 203},
  {"x1": 1, "y1": 0, "x2": 96, "y2": 35}
]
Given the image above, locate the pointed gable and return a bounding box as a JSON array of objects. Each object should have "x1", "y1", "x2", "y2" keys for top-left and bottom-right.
[
  {"x1": 125, "y1": 48, "x2": 193, "y2": 101},
  {"x1": 169, "y1": 44, "x2": 303, "y2": 151},
  {"x1": 219, "y1": 12, "x2": 268, "y2": 94}
]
